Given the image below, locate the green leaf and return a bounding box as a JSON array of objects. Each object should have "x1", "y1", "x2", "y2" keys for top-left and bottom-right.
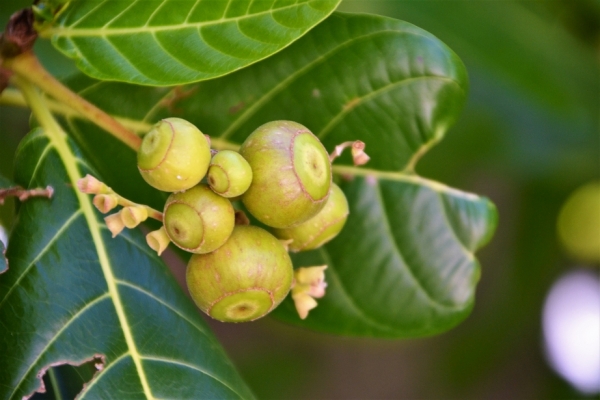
[
  {"x1": 273, "y1": 175, "x2": 497, "y2": 337},
  {"x1": 39, "y1": 0, "x2": 341, "y2": 86},
  {"x1": 54, "y1": 12, "x2": 497, "y2": 337},
  {"x1": 0, "y1": 174, "x2": 14, "y2": 189},
  {"x1": 0, "y1": 128, "x2": 254, "y2": 398}
]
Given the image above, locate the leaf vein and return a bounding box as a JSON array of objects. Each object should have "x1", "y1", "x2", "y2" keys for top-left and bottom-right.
[
  {"x1": 140, "y1": 355, "x2": 245, "y2": 399},
  {"x1": 8, "y1": 293, "x2": 111, "y2": 399},
  {"x1": 0, "y1": 210, "x2": 83, "y2": 308}
]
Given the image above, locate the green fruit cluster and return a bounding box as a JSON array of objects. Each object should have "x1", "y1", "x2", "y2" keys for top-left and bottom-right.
[{"x1": 137, "y1": 118, "x2": 349, "y2": 322}]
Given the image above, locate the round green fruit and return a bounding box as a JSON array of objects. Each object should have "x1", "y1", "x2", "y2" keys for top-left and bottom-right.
[
  {"x1": 163, "y1": 184, "x2": 234, "y2": 254},
  {"x1": 240, "y1": 121, "x2": 331, "y2": 229},
  {"x1": 274, "y1": 183, "x2": 349, "y2": 252},
  {"x1": 186, "y1": 225, "x2": 294, "y2": 322},
  {"x1": 208, "y1": 150, "x2": 253, "y2": 198},
  {"x1": 137, "y1": 118, "x2": 211, "y2": 192}
]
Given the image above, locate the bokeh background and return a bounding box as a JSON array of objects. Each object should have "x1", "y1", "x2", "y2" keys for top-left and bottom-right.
[{"x1": 1, "y1": 0, "x2": 599, "y2": 398}]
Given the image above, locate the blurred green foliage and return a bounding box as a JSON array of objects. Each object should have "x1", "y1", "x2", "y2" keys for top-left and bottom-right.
[{"x1": 2, "y1": 0, "x2": 598, "y2": 398}]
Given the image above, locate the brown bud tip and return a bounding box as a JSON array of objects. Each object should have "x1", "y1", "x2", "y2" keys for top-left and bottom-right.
[
  {"x1": 121, "y1": 206, "x2": 148, "y2": 229},
  {"x1": 105, "y1": 212, "x2": 125, "y2": 238},
  {"x1": 93, "y1": 194, "x2": 119, "y2": 214},
  {"x1": 146, "y1": 227, "x2": 170, "y2": 256},
  {"x1": 77, "y1": 174, "x2": 109, "y2": 194},
  {"x1": 0, "y1": 9, "x2": 37, "y2": 58}
]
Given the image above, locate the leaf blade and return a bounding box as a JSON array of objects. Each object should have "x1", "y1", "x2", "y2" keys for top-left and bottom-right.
[
  {"x1": 0, "y1": 127, "x2": 254, "y2": 398},
  {"x1": 42, "y1": 0, "x2": 341, "y2": 85}
]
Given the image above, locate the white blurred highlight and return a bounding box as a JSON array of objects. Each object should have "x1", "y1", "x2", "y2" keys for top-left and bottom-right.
[
  {"x1": 543, "y1": 270, "x2": 600, "y2": 394},
  {"x1": 0, "y1": 224, "x2": 7, "y2": 247}
]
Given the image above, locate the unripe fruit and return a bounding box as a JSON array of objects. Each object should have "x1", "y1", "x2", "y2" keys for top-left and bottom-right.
[
  {"x1": 240, "y1": 121, "x2": 331, "y2": 229},
  {"x1": 137, "y1": 118, "x2": 211, "y2": 192},
  {"x1": 163, "y1": 184, "x2": 234, "y2": 254},
  {"x1": 186, "y1": 225, "x2": 294, "y2": 322},
  {"x1": 208, "y1": 150, "x2": 253, "y2": 198},
  {"x1": 274, "y1": 183, "x2": 349, "y2": 252}
]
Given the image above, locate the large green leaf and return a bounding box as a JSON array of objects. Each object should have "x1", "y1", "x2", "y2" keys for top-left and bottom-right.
[
  {"x1": 38, "y1": 0, "x2": 341, "y2": 85},
  {"x1": 0, "y1": 127, "x2": 254, "y2": 398},
  {"x1": 48, "y1": 12, "x2": 495, "y2": 337}
]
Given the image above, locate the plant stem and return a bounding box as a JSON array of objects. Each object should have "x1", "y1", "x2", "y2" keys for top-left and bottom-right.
[
  {"x1": 5, "y1": 51, "x2": 141, "y2": 151},
  {"x1": 1, "y1": 87, "x2": 239, "y2": 151},
  {"x1": 1, "y1": 87, "x2": 153, "y2": 134}
]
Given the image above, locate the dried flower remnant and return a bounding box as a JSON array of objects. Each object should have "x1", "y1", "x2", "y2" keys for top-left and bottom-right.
[
  {"x1": 292, "y1": 265, "x2": 328, "y2": 319},
  {"x1": 146, "y1": 227, "x2": 171, "y2": 256}
]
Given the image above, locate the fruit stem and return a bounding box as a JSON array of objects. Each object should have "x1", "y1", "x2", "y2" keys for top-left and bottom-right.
[
  {"x1": 4, "y1": 51, "x2": 142, "y2": 151},
  {"x1": 78, "y1": 174, "x2": 163, "y2": 222},
  {"x1": 115, "y1": 194, "x2": 163, "y2": 222}
]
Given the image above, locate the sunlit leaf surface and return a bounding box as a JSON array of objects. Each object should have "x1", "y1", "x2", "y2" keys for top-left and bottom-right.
[{"x1": 40, "y1": 0, "x2": 341, "y2": 85}]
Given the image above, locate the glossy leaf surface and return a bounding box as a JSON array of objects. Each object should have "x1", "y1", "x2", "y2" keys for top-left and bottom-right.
[
  {"x1": 0, "y1": 128, "x2": 254, "y2": 398},
  {"x1": 56, "y1": 13, "x2": 495, "y2": 337},
  {"x1": 39, "y1": 0, "x2": 340, "y2": 85}
]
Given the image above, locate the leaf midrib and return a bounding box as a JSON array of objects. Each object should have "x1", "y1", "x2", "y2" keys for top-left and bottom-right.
[
  {"x1": 17, "y1": 81, "x2": 156, "y2": 399},
  {"x1": 42, "y1": 1, "x2": 318, "y2": 38}
]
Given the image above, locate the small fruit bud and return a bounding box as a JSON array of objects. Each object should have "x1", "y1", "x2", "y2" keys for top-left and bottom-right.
[
  {"x1": 240, "y1": 121, "x2": 332, "y2": 228},
  {"x1": 93, "y1": 194, "x2": 119, "y2": 213},
  {"x1": 273, "y1": 183, "x2": 349, "y2": 252},
  {"x1": 292, "y1": 265, "x2": 328, "y2": 319},
  {"x1": 105, "y1": 212, "x2": 125, "y2": 238},
  {"x1": 121, "y1": 206, "x2": 149, "y2": 229},
  {"x1": 146, "y1": 227, "x2": 170, "y2": 256},
  {"x1": 137, "y1": 118, "x2": 211, "y2": 192},
  {"x1": 77, "y1": 174, "x2": 110, "y2": 194},
  {"x1": 207, "y1": 150, "x2": 253, "y2": 198}
]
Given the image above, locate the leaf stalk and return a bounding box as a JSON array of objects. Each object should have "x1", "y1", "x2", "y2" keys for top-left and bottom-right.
[{"x1": 5, "y1": 51, "x2": 142, "y2": 151}]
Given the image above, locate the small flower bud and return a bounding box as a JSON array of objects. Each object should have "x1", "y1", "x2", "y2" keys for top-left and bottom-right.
[
  {"x1": 292, "y1": 265, "x2": 328, "y2": 319},
  {"x1": 291, "y1": 292, "x2": 318, "y2": 320},
  {"x1": 77, "y1": 174, "x2": 110, "y2": 194},
  {"x1": 351, "y1": 141, "x2": 370, "y2": 166},
  {"x1": 93, "y1": 194, "x2": 119, "y2": 213},
  {"x1": 121, "y1": 206, "x2": 148, "y2": 229},
  {"x1": 105, "y1": 212, "x2": 125, "y2": 238},
  {"x1": 146, "y1": 227, "x2": 170, "y2": 256},
  {"x1": 329, "y1": 140, "x2": 370, "y2": 166}
]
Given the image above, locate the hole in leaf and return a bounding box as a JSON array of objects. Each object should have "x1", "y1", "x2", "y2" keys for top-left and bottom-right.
[{"x1": 28, "y1": 355, "x2": 105, "y2": 400}]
